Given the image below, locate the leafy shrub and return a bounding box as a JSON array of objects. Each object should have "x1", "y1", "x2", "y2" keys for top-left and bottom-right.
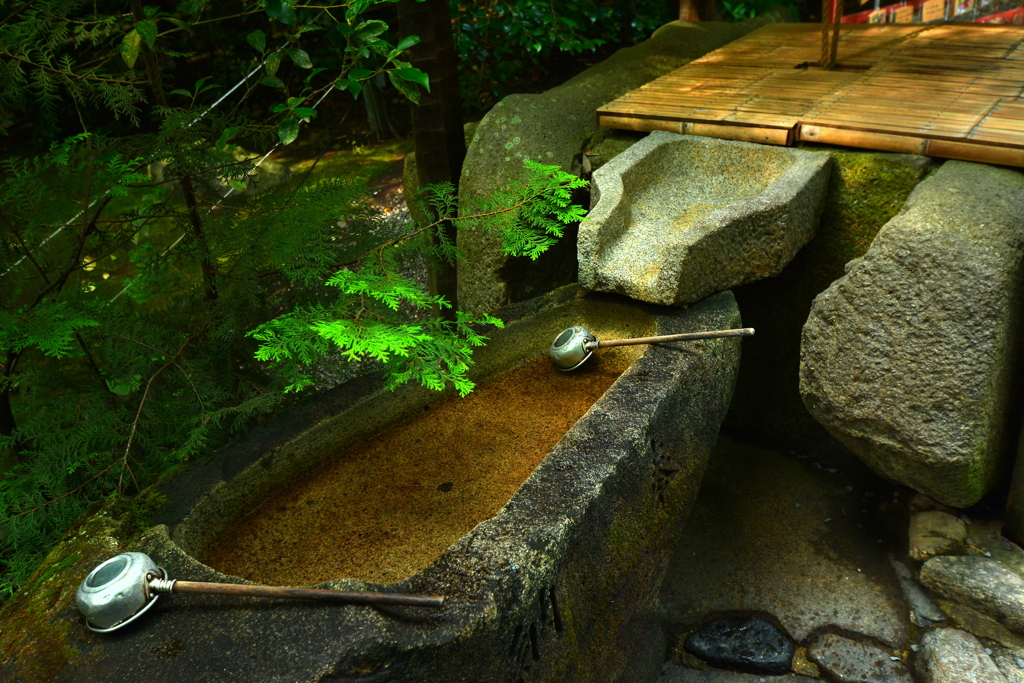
[
  {"x1": 0, "y1": 0, "x2": 586, "y2": 599},
  {"x1": 451, "y1": 0, "x2": 670, "y2": 112}
]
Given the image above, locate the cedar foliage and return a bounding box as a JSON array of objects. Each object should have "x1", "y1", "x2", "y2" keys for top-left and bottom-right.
[{"x1": 0, "y1": 0, "x2": 586, "y2": 599}]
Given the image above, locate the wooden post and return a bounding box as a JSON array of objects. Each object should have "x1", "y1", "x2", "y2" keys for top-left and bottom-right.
[
  {"x1": 820, "y1": 0, "x2": 842, "y2": 70},
  {"x1": 679, "y1": 0, "x2": 702, "y2": 21}
]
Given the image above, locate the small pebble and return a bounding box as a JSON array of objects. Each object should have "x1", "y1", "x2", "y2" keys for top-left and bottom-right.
[
  {"x1": 815, "y1": 463, "x2": 822, "y2": 469},
  {"x1": 985, "y1": 648, "x2": 993, "y2": 655},
  {"x1": 963, "y1": 516, "x2": 973, "y2": 524},
  {"x1": 795, "y1": 503, "x2": 801, "y2": 508},
  {"x1": 788, "y1": 450, "x2": 795, "y2": 455},
  {"x1": 824, "y1": 518, "x2": 832, "y2": 523},
  {"x1": 877, "y1": 539, "x2": 883, "y2": 543},
  {"x1": 861, "y1": 509, "x2": 868, "y2": 513},
  {"x1": 984, "y1": 551, "x2": 992, "y2": 558},
  {"x1": 1014, "y1": 653, "x2": 1024, "y2": 668},
  {"x1": 911, "y1": 644, "x2": 919, "y2": 652},
  {"x1": 890, "y1": 656, "x2": 900, "y2": 661},
  {"x1": 846, "y1": 486, "x2": 853, "y2": 491},
  {"x1": 827, "y1": 468, "x2": 837, "y2": 473},
  {"x1": 856, "y1": 523, "x2": 863, "y2": 529}
]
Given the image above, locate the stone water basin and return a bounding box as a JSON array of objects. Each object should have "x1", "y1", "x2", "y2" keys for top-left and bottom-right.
[
  {"x1": 197, "y1": 331, "x2": 645, "y2": 587},
  {"x1": 2, "y1": 286, "x2": 742, "y2": 683},
  {"x1": 579, "y1": 131, "x2": 832, "y2": 307}
]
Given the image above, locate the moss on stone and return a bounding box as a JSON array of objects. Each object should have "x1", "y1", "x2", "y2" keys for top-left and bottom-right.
[
  {"x1": 0, "y1": 485, "x2": 170, "y2": 681},
  {"x1": 725, "y1": 149, "x2": 937, "y2": 453}
]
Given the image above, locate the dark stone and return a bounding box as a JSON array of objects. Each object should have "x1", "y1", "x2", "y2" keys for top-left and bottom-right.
[{"x1": 684, "y1": 617, "x2": 794, "y2": 675}]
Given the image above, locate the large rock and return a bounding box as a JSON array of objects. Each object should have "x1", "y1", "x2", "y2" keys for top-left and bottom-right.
[
  {"x1": 800, "y1": 160, "x2": 1024, "y2": 508},
  {"x1": 723, "y1": 150, "x2": 935, "y2": 454},
  {"x1": 683, "y1": 616, "x2": 794, "y2": 675},
  {"x1": 807, "y1": 632, "x2": 914, "y2": 683},
  {"x1": 920, "y1": 555, "x2": 1024, "y2": 634},
  {"x1": 0, "y1": 287, "x2": 743, "y2": 683},
  {"x1": 918, "y1": 628, "x2": 1008, "y2": 683},
  {"x1": 457, "y1": 13, "x2": 791, "y2": 315},
  {"x1": 578, "y1": 132, "x2": 831, "y2": 306}
]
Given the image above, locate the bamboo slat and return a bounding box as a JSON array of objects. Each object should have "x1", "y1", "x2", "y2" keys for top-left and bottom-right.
[{"x1": 598, "y1": 23, "x2": 1024, "y2": 167}]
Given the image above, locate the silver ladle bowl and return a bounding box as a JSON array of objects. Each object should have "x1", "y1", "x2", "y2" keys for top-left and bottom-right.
[
  {"x1": 76, "y1": 552, "x2": 445, "y2": 632},
  {"x1": 548, "y1": 325, "x2": 755, "y2": 371}
]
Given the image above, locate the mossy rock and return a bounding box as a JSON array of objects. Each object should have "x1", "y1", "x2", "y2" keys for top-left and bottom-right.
[
  {"x1": 0, "y1": 490, "x2": 165, "y2": 682},
  {"x1": 457, "y1": 14, "x2": 792, "y2": 316},
  {"x1": 724, "y1": 149, "x2": 937, "y2": 454}
]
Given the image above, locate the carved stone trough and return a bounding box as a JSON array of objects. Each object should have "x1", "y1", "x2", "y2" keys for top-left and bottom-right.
[
  {"x1": 0, "y1": 286, "x2": 742, "y2": 683},
  {"x1": 578, "y1": 131, "x2": 832, "y2": 307}
]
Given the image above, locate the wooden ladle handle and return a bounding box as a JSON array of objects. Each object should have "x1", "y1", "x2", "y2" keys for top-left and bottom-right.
[
  {"x1": 591, "y1": 327, "x2": 754, "y2": 349},
  {"x1": 161, "y1": 580, "x2": 445, "y2": 608}
]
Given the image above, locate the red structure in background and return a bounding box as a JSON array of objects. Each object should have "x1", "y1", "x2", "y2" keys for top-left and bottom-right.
[{"x1": 839, "y1": 0, "x2": 1024, "y2": 23}]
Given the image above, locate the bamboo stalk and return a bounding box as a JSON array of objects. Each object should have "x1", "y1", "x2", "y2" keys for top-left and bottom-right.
[
  {"x1": 169, "y1": 580, "x2": 445, "y2": 608},
  {"x1": 594, "y1": 328, "x2": 754, "y2": 349}
]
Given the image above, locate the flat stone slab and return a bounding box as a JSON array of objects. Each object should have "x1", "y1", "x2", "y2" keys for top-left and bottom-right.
[
  {"x1": 808, "y1": 632, "x2": 914, "y2": 683},
  {"x1": 660, "y1": 436, "x2": 909, "y2": 648},
  {"x1": 659, "y1": 662, "x2": 817, "y2": 682},
  {"x1": 579, "y1": 132, "x2": 832, "y2": 306},
  {"x1": 800, "y1": 160, "x2": 1024, "y2": 508}
]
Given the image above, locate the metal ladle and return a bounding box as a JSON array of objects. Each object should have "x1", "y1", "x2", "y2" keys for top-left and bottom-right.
[
  {"x1": 548, "y1": 325, "x2": 755, "y2": 371},
  {"x1": 76, "y1": 552, "x2": 444, "y2": 633}
]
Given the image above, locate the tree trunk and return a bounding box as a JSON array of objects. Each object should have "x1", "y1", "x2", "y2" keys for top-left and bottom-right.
[
  {"x1": 364, "y1": 76, "x2": 398, "y2": 140},
  {"x1": 398, "y1": 0, "x2": 465, "y2": 319},
  {"x1": 0, "y1": 350, "x2": 22, "y2": 465}
]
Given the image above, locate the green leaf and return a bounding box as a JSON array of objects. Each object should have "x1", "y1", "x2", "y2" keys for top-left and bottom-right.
[
  {"x1": 227, "y1": 178, "x2": 247, "y2": 192},
  {"x1": 394, "y1": 35, "x2": 420, "y2": 52},
  {"x1": 305, "y1": 67, "x2": 328, "y2": 83},
  {"x1": 293, "y1": 106, "x2": 316, "y2": 119},
  {"x1": 355, "y1": 20, "x2": 388, "y2": 39},
  {"x1": 277, "y1": 117, "x2": 300, "y2": 145},
  {"x1": 270, "y1": 102, "x2": 288, "y2": 113},
  {"x1": 285, "y1": 48, "x2": 312, "y2": 69},
  {"x1": 264, "y1": 0, "x2": 283, "y2": 19},
  {"x1": 120, "y1": 29, "x2": 142, "y2": 68},
  {"x1": 265, "y1": 51, "x2": 283, "y2": 77},
  {"x1": 336, "y1": 78, "x2": 363, "y2": 99},
  {"x1": 388, "y1": 70, "x2": 420, "y2": 103},
  {"x1": 136, "y1": 19, "x2": 158, "y2": 48},
  {"x1": 348, "y1": 68, "x2": 374, "y2": 80},
  {"x1": 246, "y1": 29, "x2": 266, "y2": 53},
  {"x1": 165, "y1": 17, "x2": 192, "y2": 33},
  {"x1": 393, "y1": 67, "x2": 430, "y2": 92},
  {"x1": 260, "y1": 76, "x2": 285, "y2": 88},
  {"x1": 279, "y1": 2, "x2": 297, "y2": 25},
  {"x1": 169, "y1": 88, "x2": 192, "y2": 98},
  {"x1": 215, "y1": 126, "x2": 239, "y2": 151}
]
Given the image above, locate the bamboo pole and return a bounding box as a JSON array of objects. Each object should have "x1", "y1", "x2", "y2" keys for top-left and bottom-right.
[
  {"x1": 165, "y1": 580, "x2": 445, "y2": 608},
  {"x1": 594, "y1": 328, "x2": 754, "y2": 349}
]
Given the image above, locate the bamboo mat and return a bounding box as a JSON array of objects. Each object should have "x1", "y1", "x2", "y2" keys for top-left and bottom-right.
[{"x1": 597, "y1": 23, "x2": 1024, "y2": 166}]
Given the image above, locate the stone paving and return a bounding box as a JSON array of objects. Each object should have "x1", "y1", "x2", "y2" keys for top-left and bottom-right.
[{"x1": 654, "y1": 433, "x2": 1024, "y2": 683}]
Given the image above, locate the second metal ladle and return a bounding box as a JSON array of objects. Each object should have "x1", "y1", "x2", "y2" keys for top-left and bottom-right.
[{"x1": 548, "y1": 325, "x2": 754, "y2": 371}]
